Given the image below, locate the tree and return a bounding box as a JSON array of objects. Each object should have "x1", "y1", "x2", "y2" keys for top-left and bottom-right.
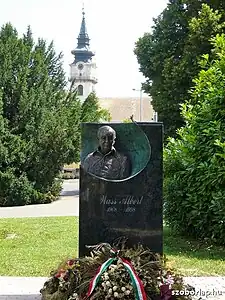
[
  {"x1": 0, "y1": 23, "x2": 81, "y2": 206},
  {"x1": 164, "y1": 34, "x2": 225, "y2": 245},
  {"x1": 134, "y1": 1, "x2": 225, "y2": 139},
  {"x1": 81, "y1": 92, "x2": 111, "y2": 123}
]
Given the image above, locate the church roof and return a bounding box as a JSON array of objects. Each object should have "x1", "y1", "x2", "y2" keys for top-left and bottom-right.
[
  {"x1": 98, "y1": 97, "x2": 154, "y2": 122},
  {"x1": 79, "y1": 9, "x2": 89, "y2": 39},
  {"x1": 71, "y1": 8, "x2": 95, "y2": 63}
]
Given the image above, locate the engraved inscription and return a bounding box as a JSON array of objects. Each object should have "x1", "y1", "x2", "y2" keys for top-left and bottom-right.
[
  {"x1": 125, "y1": 207, "x2": 136, "y2": 213},
  {"x1": 100, "y1": 194, "x2": 143, "y2": 213},
  {"x1": 107, "y1": 207, "x2": 117, "y2": 213},
  {"x1": 100, "y1": 195, "x2": 117, "y2": 205}
]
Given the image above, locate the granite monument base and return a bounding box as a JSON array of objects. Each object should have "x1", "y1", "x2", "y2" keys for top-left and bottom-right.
[{"x1": 79, "y1": 123, "x2": 163, "y2": 256}]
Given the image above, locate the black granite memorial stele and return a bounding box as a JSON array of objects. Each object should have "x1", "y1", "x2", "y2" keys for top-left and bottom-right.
[{"x1": 79, "y1": 122, "x2": 163, "y2": 256}]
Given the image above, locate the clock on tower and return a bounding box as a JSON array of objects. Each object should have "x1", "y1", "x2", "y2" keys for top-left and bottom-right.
[{"x1": 69, "y1": 9, "x2": 97, "y2": 102}]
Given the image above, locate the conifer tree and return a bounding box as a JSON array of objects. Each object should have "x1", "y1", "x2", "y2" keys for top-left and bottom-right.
[{"x1": 0, "y1": 23, "x2": 81, "y2": 206}]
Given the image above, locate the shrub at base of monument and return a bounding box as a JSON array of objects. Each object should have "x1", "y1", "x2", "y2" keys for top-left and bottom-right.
[{"x1": 40, "y1": 243, "x2": 191, "y2": 300}]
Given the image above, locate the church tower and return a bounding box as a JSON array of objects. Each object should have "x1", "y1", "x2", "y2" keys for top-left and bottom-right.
[{"x1": 69, "y1": 8, "x2": 97, "y2": 102}]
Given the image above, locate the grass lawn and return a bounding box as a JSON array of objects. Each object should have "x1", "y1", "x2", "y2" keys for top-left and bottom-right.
[
  {"x1": 0, "y1": 216, "x2": 224, "y2": 277},
  {"x1": 0, "y1": 217, "x2": 78, "y2": 277},
  {"x1": 164, "y1": 226, "x2": 225, "y2": 276}
]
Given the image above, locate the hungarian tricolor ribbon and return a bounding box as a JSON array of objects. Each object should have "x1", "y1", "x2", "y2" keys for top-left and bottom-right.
[
  {"x1": 86, "y1": 247, "x2": 147, "y2": 300},
  {"x1": 87, "y1": 257, "x2": 116, "y2": 296},
  {"x1": 120, "y1": 257, "x2": 147, "y2": 300}
]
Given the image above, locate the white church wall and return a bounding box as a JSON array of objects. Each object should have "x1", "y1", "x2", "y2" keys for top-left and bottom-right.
[{"x1": 70, "y1": 61, "x2": 97, "y2": 102}]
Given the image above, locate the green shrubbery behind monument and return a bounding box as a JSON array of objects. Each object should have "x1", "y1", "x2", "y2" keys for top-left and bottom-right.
[{"x1": 164, "y1": 35, "x2": 225, "y2": 246}]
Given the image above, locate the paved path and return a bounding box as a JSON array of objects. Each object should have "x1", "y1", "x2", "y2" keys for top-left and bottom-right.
[
  {"x1": 0, "y1": 277, "x2": 47, "y2": 299},
  {"x1": 0, "y1": 179, "x2": 79, "y2": 218}
]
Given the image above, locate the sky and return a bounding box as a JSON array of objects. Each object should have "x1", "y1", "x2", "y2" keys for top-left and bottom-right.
[{"x1": 0, "y1": 0, "x2": 168, "y2": 97}]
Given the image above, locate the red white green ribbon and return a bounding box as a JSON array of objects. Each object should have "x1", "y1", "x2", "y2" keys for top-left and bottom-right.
[
  {"x1": 120, "y1": 257, "x2": 147, "y2": 300},
  {"x1": 87, "y1": 257, "x2": 116, "y2": 296},
  {"x1": 87, "y1": 251, "x2": 147, "y2": 300}
]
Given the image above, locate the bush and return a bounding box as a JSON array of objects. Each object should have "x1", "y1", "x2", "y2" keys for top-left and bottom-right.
[
  {"x1": 164, "y1": 34, "x2": 225, "y2": 245},
  {"x1": 123, "y1": 118, "x2": 132, "y2": 123}
]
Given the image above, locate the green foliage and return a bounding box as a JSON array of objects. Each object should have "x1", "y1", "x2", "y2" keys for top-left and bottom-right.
[
  {"x1": 134, "y1": 1, "x2": 225, "y2": 140},
  {"x1": 164, "y1": 34, "x2": 225, "y2": 245},
  {"x1": 0, "y1": 23, "x2": 81, "y2": 206},
  {"x1": 123, "y1": 118, "x2": 132, "y2": 123},
  {"x1": 81, "y1": 92, "x2": 111, "y2": 123}
]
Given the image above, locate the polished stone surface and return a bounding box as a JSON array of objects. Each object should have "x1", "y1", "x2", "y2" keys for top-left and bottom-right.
[{"x1": 79, "y1": 122, "x2": 163, "y2": 256}]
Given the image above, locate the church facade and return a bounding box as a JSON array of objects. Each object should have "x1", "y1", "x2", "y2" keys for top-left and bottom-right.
[
  {"x1": 69, "y1": 8, "x2": 97, "y2": 102},
  {"x1": 70, "y1": 9, "x2": 154, "y2": 122}
]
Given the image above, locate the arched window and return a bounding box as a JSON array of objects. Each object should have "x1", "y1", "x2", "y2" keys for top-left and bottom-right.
[{"x1": 78, "y1": 85, "x2": 83, "y2": 96}]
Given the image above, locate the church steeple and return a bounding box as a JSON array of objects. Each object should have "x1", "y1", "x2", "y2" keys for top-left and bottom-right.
[
  {"x1": 69, "y1": 5, "x2": 97, "y2": 102},
  {"x1": 78, "y1": 8, "x2": 89, "y2": 43},
  {"x1": 71, "y1": 7, "x2": 95, "y2": 63},
  {"x1": 77, "y1": 8, "x2": 89, "y2": 48}
]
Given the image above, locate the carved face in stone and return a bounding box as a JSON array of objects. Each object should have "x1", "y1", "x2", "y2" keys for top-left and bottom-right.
[{"x1": 97, "y1": 126, "x2": 116, "y2": 155}]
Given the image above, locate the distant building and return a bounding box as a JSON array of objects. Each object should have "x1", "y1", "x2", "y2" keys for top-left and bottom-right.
[
  {"x1": 69, "y1": 8, "x2": 155, "y2": 122},
  {"x1": 69, "y1": 8, "x2": 97, "y2": 102},
  {"x1": 99, "y1": 97, "x2": 154, "y2": 122}
]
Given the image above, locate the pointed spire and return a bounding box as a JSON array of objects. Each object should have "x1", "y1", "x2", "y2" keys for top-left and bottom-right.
[
  {"x1": 77, "y1": 4, "x2": 90, "y2": 48},
  {"x1": 71, "y1": 6, "x2": 95, "y2": 63},
  {"x1": 79, "y1": 4, "x2": 88, "y2": 38}
]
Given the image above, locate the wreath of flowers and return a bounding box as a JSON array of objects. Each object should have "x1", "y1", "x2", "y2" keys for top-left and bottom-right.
[{"x1": 41, "y1": 243, "x2": 192, "y2": 300}]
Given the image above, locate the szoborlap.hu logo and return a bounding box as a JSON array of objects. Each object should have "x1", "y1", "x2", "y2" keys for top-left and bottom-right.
[{"x1": 172, "y1": 288, "x2": 224, "y2": 298}]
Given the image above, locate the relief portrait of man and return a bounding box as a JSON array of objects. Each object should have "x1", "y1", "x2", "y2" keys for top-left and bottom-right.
[{"x1": 82, "y1": 125, "x2": 131, "y2": 180}]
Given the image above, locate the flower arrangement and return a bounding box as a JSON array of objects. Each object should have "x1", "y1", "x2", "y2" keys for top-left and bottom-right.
[{"x1": 40, "y1": 242, "x2": 192, "y2": 300}]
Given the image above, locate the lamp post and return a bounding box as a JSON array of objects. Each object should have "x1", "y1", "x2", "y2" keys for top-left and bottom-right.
[
  {"x1": 132, "y1": 88, "x2": 143, "y2": 121},
  {"x1": 153, "y1": 110, "x2": 158, "y2": 122}
]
